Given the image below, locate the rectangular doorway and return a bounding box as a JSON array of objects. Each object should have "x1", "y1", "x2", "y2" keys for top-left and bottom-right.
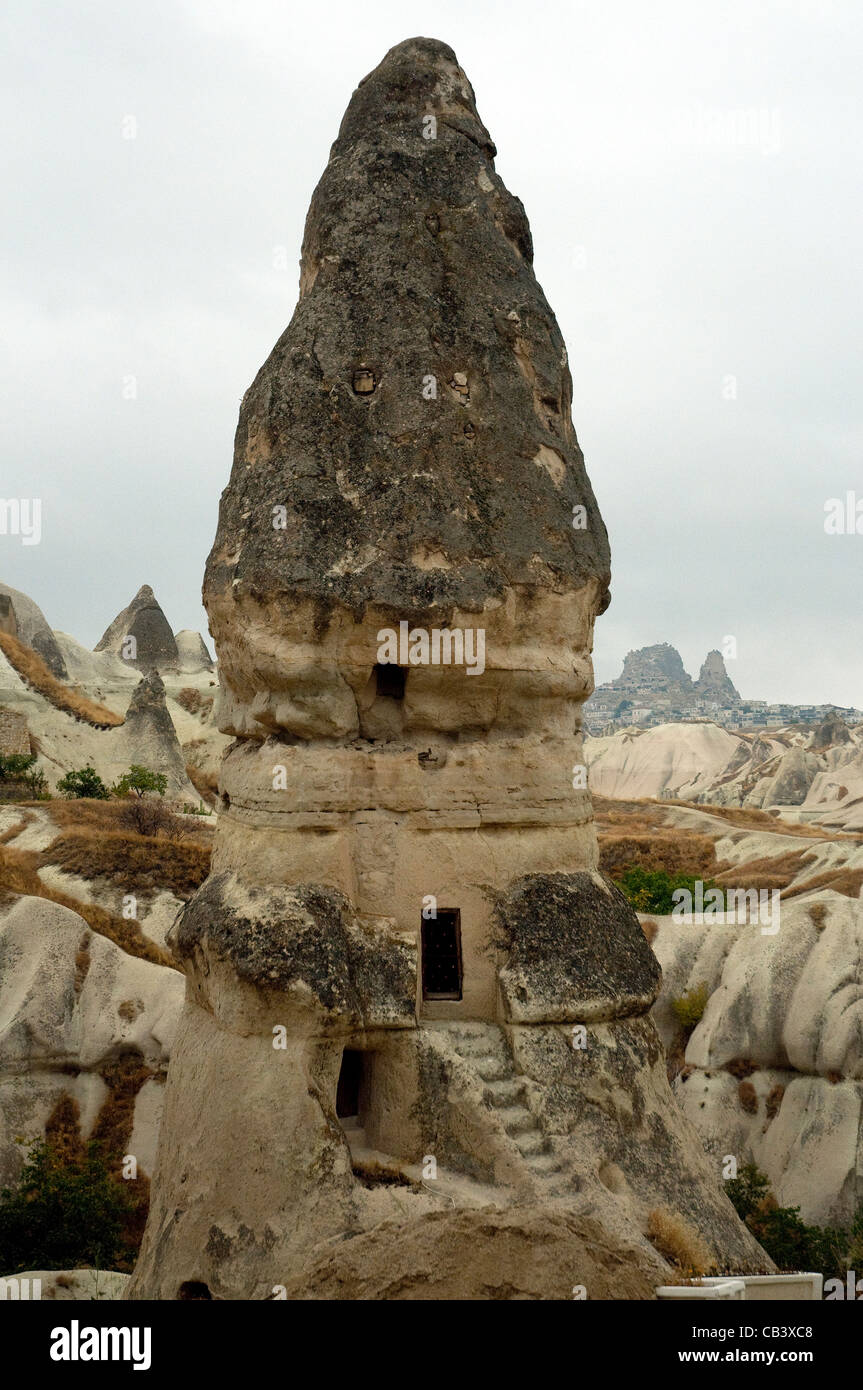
[{"x1": 421, "y1": 910, "x2": 463, "y2": 1000}]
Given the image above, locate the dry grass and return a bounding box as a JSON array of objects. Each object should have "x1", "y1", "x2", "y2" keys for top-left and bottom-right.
[
  {"x1": 0, "y1": 841, "x2": 174, "y2": 966},
  {"x1": 807, "y1": 901, "x2": 830, "y2": 930},
  {"x1": 92, "y1": 1053, "x2": 154, "y2": 1160},
  {"x1": 0, "y1": 814, "x2": 30, "y2": 845},
  {"x1": 665, "y1": 798, "x2": 843, "y2": 839},
  {"x1": 186, "y1": 762, "x2": 219, "y2": 805},
  {"x1": 725, "y1": 1058, "x2": 757, "y2": 1079},
  {"x1": 646, "y1": 1207, "x2": 712, "y2": 1275},
  {"x1": 35, "y1": 1066, "x2": 153, "y2": 1269},
  {"x1": 712, "y1": 848, "x2": 816, "y2": 892},
  {"x1": 738, "y1": 1080, "x2": 758, "y2": 1115},
  {"x1": 0, "y1": 630, "x2": 123, "y2": 728},
  {"x1": 640, "y1": 917, "x2": 658, "y2": 945},
  {"x1": 43, "y1": 829, "x2": 210, "y2": 898},
  {"x1": 766, "y1": 1084, "x2": 785, "y2": 1120},
  {"x1": 175, "y1": 687, "x2": 214, "y2": 717},
  {"x1": 600, "y1": 831, "x2": 716, "y2": 878},
  {"x1": 783, "y1": 868, "x2": 863, "y2": 900}
]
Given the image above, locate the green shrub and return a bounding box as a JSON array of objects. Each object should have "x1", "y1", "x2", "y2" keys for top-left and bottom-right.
[
  {"x1": 0, "y1": 1138, "x2": 135, "y2": 1274},
  {"x1": 725, "y1": 1162, "x2": 771, "y2": 1222},
  {"x1": 0, "y1": 752, "x2": 49, "y2": 800},
  {"x1": 111, "y1": 765, "x2": 167, "y2": 798},
  {"x1": 670, "y1": 981, "x2": 710, "y2": 1031},
  {"x1": 726, "y1": 1162, "x2": 854, "y2": 1277},
  {"x1": 614, "y1": 866, "x2": 717, "y2": 915},
  {"x1": 57, "y1": 766, "x2": 110, "y2": 800}
]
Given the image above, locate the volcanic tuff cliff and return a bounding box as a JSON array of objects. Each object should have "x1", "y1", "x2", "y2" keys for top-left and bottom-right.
[{"x1": 129, "y1": 37, "x2": 767, "y2": 1300}]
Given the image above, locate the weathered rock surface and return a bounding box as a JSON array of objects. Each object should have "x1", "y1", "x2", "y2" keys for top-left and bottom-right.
[
  {"x1": 496, "y1": 871, "x2": 661, "y2": 1023},
  {"x1": 97, "y1": 670, "x2": 199, "y2": 801},
  {"x1": 95, "y1": 585, "x2": 179, "y2": 671},
  {"x1": 0, "y1": 895, "x2": 183, "y2": 1188},
  {"x1": 0, "y1": 1270, "x2": 129, "y2": 1300},
  {"x1": 129, "y1": 37, "x2": 766, "y2": 1301},
  {"x1": 283, "y1": 1207, "x2": 661, "y2": 1300},
  {"x1": 174, "y1": 629, "x2": 214, "y2": 673},
  {"x1": 652, "y1": 893, "x2": 863, "y2": 1226},
  {"x1": 696, "y1": 650, "x2": 740, "y2": 704},
  {"x1": 587, "y1": 718, "x2": 863, "y2": 829},
  {"x1": 0, "y1": 581, "x2": 68, "y2": 679}
]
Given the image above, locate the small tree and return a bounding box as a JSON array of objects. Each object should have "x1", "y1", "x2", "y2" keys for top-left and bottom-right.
[
  {"x1": 0, "y1": 753, "x2": 49, "y2": 800},
  {"x1": 0, "y1": 1138, "x2": 135, "y2": 1274},
  {"x1": 57, "y1": 765, "x2": 110, "y2": 800},
  {"x1": 112, "y1": 765, "x2": 168, "y2": 798}
]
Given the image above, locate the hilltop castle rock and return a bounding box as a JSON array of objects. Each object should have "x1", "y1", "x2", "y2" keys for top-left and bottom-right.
[
  {"x1": 589, "y1": 641, "x2": 740, "y2": 714},
  {"x1": 128, "y1": 37, "x2": 767, "y2": 1300}
]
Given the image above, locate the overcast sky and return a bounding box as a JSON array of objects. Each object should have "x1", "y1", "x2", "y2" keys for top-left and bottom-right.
[{"x1": 1, "y1": 0, "x2": 860, "y2": 704}]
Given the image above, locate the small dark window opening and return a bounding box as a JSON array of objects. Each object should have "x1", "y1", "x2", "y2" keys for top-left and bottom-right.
[
  {"x1": 336, "y1": 1048, "x2": 363, "y2": 1119},
  {"x1": 422, "y1": 910, "x2": 463, "y2": 1001},
  {"x1": 375, "y1": 663, "x2": 406, "y2": 699}
]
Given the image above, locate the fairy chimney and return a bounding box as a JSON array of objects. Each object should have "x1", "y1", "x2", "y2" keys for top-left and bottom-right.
[{"x1": 129, "y1": 37, "x2": 767, "y2": 1300}]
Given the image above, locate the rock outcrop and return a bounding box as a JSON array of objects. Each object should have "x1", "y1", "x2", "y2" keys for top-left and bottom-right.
[
  {"x1": 652, "y1": 894, "x2": 863, "y2": 1227},
  {"x1": 174, "y1": 629, "x2": 214, "y2": 673},
  {"x1": 0, "y1": 896, "x2": 183, "y2": 1189},
  {"x1": 589, "y1": 642, "x2": 742, "y2": 714},
  {"x1": 95, "y1": 586, "x2": 179, "y2": 671},
  {"x1": 98, "y1": 670, "x2": 198, "y2": 800},
  {"x1": 0, "y1": 582, "x2": 68, "y2": 680},
  {"x1": 695, "y1": 650, "x2": 740, "y2": 704},
  {"x1": 129, "y1": 36, "x2": 766, "y2": 1301},
  {"x1": 587, "y1": 719, "x2": 863, "y2": 828}
]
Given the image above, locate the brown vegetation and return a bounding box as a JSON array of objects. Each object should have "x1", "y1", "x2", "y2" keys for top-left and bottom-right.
[
  {"x1": 175, "y1": 687, "x2": 214, "y2": 718},
  {"x1": 43, "y1": 830, "x2": 210, "y2": 898},
  {"x1": 766, "y1": 1084, "x2": 785, "y2": 1121},
  {"x1": 351, "y1": 1157, "x2": 421, "y2": 1190},
  {"x1": 725, "y1": 1059, "x2": 757, "y2": 1079},
  {"x1": 712, "y1": 848, "x2": 816, "y2": 893},
  {"x1": 807, "y1": 901, "x2": 830, "y2": 930},
  {"x1": 0, "y1": 840, "x2": 173, "y2": 966},
  {"x1": 783, "y1": 868, "x2": 863, "y2": 900},
  {"x1": 600, "y1": 831, "x2": 716, "y2": 878},
  {"x1": 0, "y1": 630, "x2": 123, "y2": 727},
  {"x1": 646, "y1": 1206, "x2": 712, "y2": 1275},
  {"x1": 738, "y1": 1080, "x2": 758, "y2": 1115},
  {"x1": 186, "y1": 761, "x2": 219, "y2": 805}
]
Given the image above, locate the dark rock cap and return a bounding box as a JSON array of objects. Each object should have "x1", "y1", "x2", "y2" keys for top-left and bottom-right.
[
  {"x1": 495, "y1": 871, "x2": 662, "y2": 1024},
  {"x1": 95, "y1": 584, "x2": 179, "y2": 670},
  {"x1": 206, "y1": 36, "x2": 610, "y2": 625}
]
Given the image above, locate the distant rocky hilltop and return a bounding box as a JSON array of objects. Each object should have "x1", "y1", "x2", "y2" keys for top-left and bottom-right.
[
  {"x1": 585, "y1": 642, "x2": 860, "y2": 736},
  {"x1": 590, "y1": 642, "x2": 739, "y2": 711}
]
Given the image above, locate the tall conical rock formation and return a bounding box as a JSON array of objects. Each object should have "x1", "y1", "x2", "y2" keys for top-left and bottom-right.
[
  {"x1": 95, "y1": 585, "x2": 179, "y2": 671},
  {"x1": 129, "y1": 38, "x2": 767, "y2": 1301},
  {"x1": 695, "y1": 649, "x2": 740, "y2": 704}
]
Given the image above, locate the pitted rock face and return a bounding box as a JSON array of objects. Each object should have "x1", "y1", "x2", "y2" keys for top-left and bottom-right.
[
  {"x1": 206, "y1": 35, "x2": 609, "y2": 654},
  {"x1": 495, "y1": 871, "x2": 662, "y2": 1024},
  {"x1": 174, "y1": 871, "x2": 417, "y2": 1028}
]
